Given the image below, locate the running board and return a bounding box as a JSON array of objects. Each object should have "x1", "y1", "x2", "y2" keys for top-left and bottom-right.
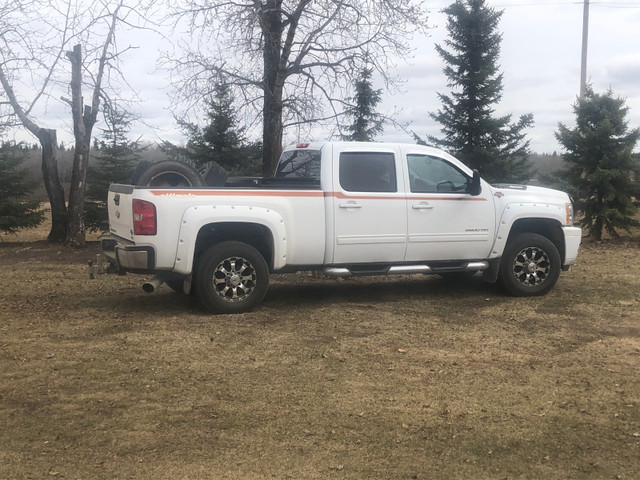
[{"x1": 322, "y1": 261, "x2": 489, "y2": 278}]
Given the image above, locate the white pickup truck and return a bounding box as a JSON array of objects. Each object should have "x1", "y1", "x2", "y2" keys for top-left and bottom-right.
[{"x1": 101, "y1": 141, "x2": 582, "y2": 314}]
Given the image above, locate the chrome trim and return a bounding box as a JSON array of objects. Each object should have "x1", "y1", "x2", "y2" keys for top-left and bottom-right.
[
  {"x1": 116, "y1": 247, "x2": 150, "y2": 270},
  {"x1": 322, "y1": 261, "x2": 489, "y2": 278}
]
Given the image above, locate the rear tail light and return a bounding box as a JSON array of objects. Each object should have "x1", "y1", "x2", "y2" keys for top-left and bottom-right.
[{"x1": 133, "y1": 199, "x2": 157, "y2": 235}]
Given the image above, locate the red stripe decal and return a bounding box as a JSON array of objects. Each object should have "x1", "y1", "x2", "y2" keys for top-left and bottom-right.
[
  {"x1": 149, "y1": 189, "x2": 488, "y2": 201},
  {"x1": 150, "y1": 190, "x2": 324, "y2": 197},
  {"x1": 325, "y1": 191, "x2": 488, "y2": 201}
]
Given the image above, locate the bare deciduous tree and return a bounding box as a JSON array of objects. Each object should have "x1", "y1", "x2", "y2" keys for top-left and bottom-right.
[
  {"x1": 167, "y1": 0, "x2": 429, "y2": 175},
  {"x1": 1, "y1": 0, "x2": 72, "y2": 242},
  {"x1": 1, "y1": 0, "x2": 150, "y2": 245},
  {"x1": 63, "y1": 2, "x2": 122, "y2": 247}
]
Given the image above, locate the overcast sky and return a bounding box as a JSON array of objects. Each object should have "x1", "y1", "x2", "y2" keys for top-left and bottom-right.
[
  {"x1": 7, "y1": 0, "x2": 640, "y2": 154},
  {"x1": 381, "y1": 0, "x2": 640, "y2": 153}
]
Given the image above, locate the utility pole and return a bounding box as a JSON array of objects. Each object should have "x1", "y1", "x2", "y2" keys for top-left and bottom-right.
[{"x1": 580, "y1": 0, "x2": 590, "y2": 98}]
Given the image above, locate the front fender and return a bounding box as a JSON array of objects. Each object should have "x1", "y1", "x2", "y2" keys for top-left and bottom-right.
[
  {"x1": 172, "y1": 205, "x2": 287, "y2": 275},
  {"x1": 490, "y1": 202, "x2": 566, "y2": 258}
]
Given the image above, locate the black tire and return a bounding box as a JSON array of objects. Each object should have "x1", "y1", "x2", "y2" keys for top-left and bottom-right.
[
  {"x1": 130, "y1": 160, "x2": 152, "y2": 185},
  {"x1": 195, "y1": 241, "x2": 269, "y2": 314},
  {"x1": 499, "y1": 233, "x2": 561, "y2": 296},
  {"x1": 202, "y1": 161, "x2": 229, "y2": 186},
  {"x1": 134, "y1": 160, "x2": 205, "y2": 187}
]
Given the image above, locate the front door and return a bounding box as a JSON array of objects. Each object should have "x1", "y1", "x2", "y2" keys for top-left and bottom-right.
[{"x1": 404, "y1": 152, "x2": 495, "y2": 262}]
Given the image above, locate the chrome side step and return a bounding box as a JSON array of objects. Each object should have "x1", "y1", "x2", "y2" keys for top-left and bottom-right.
[{"x1": 322, "y1": 261, "x2": 489, "y2": 278}]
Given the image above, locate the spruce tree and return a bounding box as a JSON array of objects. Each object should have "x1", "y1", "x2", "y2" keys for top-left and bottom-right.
[
  {"x1": 555, "y1": 87, "x2": 640, "y2": 240},
  {"x1": 0, "y1": 141, "x2": 45, "y2": 235},
  {"x1": 341, "y1": 67, "x2": 385, "y2": 142},
  {"x1": 84, "y1": 107, "x2": 141, "y2": 232},
  {"x1": 425, "y1": 0, "x2": 533, "y2": 183},
  {"x1": 164, "y1": 81, "x2": 261, "y2": 175}
]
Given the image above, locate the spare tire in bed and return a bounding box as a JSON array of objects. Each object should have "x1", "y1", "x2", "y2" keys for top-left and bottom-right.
[
  {"x1": 202, "y1": 161, "x2": 229, "y2": 186},
  {"x1": 133, "y1": 160, "x2": 205, "y2": 187}
]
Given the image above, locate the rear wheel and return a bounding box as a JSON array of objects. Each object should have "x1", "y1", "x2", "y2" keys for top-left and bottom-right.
[
  {"x1": 195, "y1": 241, "x2": 269, "y2": 314},
  {"x1": 499, "y1": 233, "x2": 561, "y2": 296}
]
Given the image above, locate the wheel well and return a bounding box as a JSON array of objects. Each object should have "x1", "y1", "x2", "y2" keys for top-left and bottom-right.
[
  {"x1": 506, "y1": 218, "x2": 565, "y2": 263},
  {"x1": 194, "y1": 222, "x2": 274, "y2": 269}
]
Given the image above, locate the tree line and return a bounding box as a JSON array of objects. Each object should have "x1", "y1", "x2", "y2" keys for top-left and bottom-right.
[{"x1": 1, "y1": 0, "x2": 639, "y2": 243}]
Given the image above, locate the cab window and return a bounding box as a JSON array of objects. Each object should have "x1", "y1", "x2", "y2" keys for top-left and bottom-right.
[
  {"x1": 339, "y1": 152, "x2": 397, "y2": 193},
  {"x1": 275, "y1": 149, "x2": 321, "y2": 179},
  {"x1": 407, "y1": 154, "x2": 469, "y2": 193}
]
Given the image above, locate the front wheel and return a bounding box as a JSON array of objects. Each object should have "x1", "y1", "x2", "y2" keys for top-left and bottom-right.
[
  {"x1": 195, "y1": 241, "x2": 269, "y2": 314},
  {"x1": 499, "y1": 233, "x2": 561, "y2": 296}
]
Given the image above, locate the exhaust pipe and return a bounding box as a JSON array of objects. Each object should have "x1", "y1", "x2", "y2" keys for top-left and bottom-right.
[{"x1": 142, "y1": 276, "x2": 162, "y2": 293}]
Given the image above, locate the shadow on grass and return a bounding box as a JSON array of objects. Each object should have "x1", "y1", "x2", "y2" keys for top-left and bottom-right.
[{"x1": 265, "y1": 274, "x2": 500, "y2": 307}]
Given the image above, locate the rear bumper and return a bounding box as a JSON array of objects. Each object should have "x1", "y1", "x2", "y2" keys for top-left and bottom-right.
[
  {"x1": 101, "y1": 234, "x2": 155, "y2": 272},
  {"x1": 563, "y1": 226, "x2": 582, "y2": 266}
]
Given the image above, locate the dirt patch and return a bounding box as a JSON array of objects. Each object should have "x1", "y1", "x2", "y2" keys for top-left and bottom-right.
[{"x1": 1, "y1": 225, "x2": 639, "y2": 479}]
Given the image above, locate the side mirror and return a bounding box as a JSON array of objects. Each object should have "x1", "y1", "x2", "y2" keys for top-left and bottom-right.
[{"x1": 469, "y1": 169, "x2": 481, "y2": 196}]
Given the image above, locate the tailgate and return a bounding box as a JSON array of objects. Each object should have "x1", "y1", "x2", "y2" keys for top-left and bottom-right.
[{"x1": 107, "y1": 184, "x2": 135, "y2": 241}]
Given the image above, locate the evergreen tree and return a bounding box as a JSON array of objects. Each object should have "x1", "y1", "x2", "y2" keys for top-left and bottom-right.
[
  {"x1": 84, "y1": 107, "x2": 141, "y2": 232},
  {"x1": 0, "y1": 141, "x2": 45, "y2": 235},
  {"x1": 341, "y1": 67, "x2": 385, "y2": 142},
  {"x1": 424, "y1": 0, "x2": 533, "y2": 183},
  {"x1": 163, "y1": 81, "x2": 261, "y2": 175},
  {"x1": 555, "y1": 87, "x2": 640, "y2": 240}
]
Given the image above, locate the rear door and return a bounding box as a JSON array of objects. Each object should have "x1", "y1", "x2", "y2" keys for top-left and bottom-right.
[{"x1": 332, "y1": 146, "x2": 407, "y2": 264}]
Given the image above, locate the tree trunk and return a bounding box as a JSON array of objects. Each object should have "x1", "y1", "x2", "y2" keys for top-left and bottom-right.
[
  {"x1": 261, "y1": 1, "x2": 284, "y2": 176},
  {"x1": 37, "y1": 129, "x2": 68, "y2": 243},
  {"x1": 262, "y1": 93, "x2": 284, "y2": 176},
  {"x1": 66, "y1": 126, "x2": 91, "y2": 247},
  {"x1": 0, "y1": 66, "x2": 67, "y2": 243},
  {"x1": 65, "y1": 44, "x2": 90, "y2": 247}
]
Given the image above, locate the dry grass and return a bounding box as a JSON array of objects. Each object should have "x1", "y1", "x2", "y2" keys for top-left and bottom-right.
[{"x1": 1, "y1": 219, "x2": 639, "y2": 479}]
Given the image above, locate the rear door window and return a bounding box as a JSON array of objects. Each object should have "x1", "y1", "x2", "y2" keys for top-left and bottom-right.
[{"x1": 339, "y1": 152, "x2": 397, "y2": 192}]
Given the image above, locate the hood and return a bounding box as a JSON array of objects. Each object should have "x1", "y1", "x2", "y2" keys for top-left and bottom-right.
[{"x1": 489, "y1": 183, "x2": 571, "y2": 203}]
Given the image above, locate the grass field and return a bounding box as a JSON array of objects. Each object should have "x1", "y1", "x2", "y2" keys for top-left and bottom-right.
[{"x1": 1, "y1": 220, "x2": 639, "y2": 479}]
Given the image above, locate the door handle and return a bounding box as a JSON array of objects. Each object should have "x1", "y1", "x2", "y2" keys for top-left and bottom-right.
[
  {"x1": 339, "y1": 202, "x2": 362, "y2": 209},
  {"x1": 412, "y1": 203, "x2": 434, "y2": 210}
]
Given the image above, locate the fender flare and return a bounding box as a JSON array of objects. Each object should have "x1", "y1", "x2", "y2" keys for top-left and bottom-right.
[
  {"x1": 490, "y1": 202, "x2": 566, "y2": 258},
  {"x1": 171, "y1": 205, "x2": 287, "y2": 275}
]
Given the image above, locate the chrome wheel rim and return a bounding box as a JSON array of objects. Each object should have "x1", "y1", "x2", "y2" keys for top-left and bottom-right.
[
  {"x1": 212, "y1": 256, "x2": 257, "y2": 303},
  {"x1": 512, "y1": 246, "x2": 551, "y2": 287}
]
